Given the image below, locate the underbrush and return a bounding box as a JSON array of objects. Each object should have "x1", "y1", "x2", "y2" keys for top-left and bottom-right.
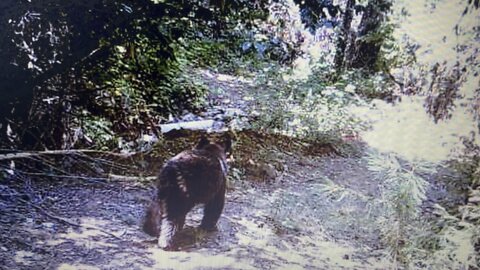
[
  {"x1": 368, "y1": 151, "x2": 479, "y2": 269},
  {"x1": 318, "y1": 149, "x2": 480, "y2": 269},
  {"x1": 249, "y1": 65, "x2": 370, "y2": 146},
  {"x1": 338, "y1": 70, "x2": 398, "y2": 101},
  {"x1": 28, "y1": 29, "x2": 212, "y2": 152}
]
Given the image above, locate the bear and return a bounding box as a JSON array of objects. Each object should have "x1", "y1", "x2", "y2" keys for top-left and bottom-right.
[{"x1": 142, "y1": 135, "x2": 231, "y2": 250}]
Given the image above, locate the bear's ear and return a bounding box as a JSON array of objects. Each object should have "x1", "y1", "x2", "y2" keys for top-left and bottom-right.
[{"x1": 195, "y1": 136, "x2": 210, "y2": 149}]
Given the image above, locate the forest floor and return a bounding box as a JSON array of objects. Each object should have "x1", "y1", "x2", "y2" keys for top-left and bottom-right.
[{"x1": 0, "y1": 69, "x2": 464, "y2": 270}]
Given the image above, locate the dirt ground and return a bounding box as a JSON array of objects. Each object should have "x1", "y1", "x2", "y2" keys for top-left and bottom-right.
[
  {"x1": 0, "y1": 132, "x2": 462, "y2": 270},
  {"x1": 0, "y1": 69, "x2": 465, "y2": 269}
]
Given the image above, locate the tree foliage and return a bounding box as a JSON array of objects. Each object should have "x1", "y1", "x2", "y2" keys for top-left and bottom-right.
[
  {"x1": 0, "y1": 0, "x2": 271, "y2": 150},
  {"x1": 0, "y1": 0, "x2": 171, "y2": 148}
]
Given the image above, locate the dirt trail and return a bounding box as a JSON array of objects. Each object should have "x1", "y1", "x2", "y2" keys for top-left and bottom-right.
[
  {"x1": 0, "y1": 69, "x2": 462, "y2": 269},
  {"x1": 0, "y1": 143, "x2": 393, "y2": 270}
]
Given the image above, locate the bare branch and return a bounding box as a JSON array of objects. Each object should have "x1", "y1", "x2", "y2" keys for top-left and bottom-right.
[{"x1": 0, "y1": 149, "x2": 134, "y2": 161}]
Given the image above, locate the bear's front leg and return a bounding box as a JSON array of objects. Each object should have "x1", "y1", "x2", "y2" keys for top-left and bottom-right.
[{"x1": 200, "y1": 185, "x2": 225, "y2": 231}]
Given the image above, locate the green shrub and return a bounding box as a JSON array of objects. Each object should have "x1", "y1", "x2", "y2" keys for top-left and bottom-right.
[
  {"x1": 251, "y1": 66, "x2": 366, "y2": 141},
  {"x1": 367, "y1": 152, "x2": 432, "y2": 266},
  {"x1": 80, "y1": 30, "x2": 210, "y2": 142},
  {"x1": 366, "y1": 151, "x2": 480, "y2": 269},
  {"x1": 73, "y1": 114, "x2": 117, "y2": 151}
]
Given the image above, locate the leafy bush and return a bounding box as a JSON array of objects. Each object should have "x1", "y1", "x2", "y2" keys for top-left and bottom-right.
[
  {"x1": 175, "y1": 37, "x2": 241, "y2": 72},
  {"x1": 336, "y1": 70, "x2": 397, "y2": 100},
  {"x1": 366, "y1": 150, "x2": 480, "y2": 269},
  {"x1": 251, "y1": 65, "x2": 366, "y2": 141},
  {"x1": 68, "y1": 30, "x2": 209, "y2": 150},
  {"x1": 71, "y1": 114, "x2": 117, "y2": 151},
  {"x1": 421, "y1": 204, "x2": 479, "y2": 270}
]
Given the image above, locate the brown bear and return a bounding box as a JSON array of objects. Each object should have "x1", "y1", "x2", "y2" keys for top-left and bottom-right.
[{"x1": 142, "y1": 135, "x2": 231, "y2": 250}]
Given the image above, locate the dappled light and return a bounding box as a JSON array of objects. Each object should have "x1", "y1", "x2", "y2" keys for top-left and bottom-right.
[
  {"x1": 45, "y1": 217, "x2": 120, "y2": 248},
  {"x1": 1, "y1": 0, "x2": 479, "y2": 269},
  {"x1": 395, "y1": 0, "x2": 478, "y2": 65},
  {"x1": 353, "y1": 96, "x2": 478, "y2": 162},
  {"x1": 13, "y1": 251, "x2": 36, "y2": 266},
  {"x1": 57, "y1": 264, "x2": 100, "y2": 270},
  {"x1": 144, "y1": 249, "x2": 249, "y2": 270}
]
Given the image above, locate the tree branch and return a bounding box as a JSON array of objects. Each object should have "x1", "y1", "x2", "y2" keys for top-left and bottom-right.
[{"x1": 0, "y1": 149, "x2": 134, "y2": 161}]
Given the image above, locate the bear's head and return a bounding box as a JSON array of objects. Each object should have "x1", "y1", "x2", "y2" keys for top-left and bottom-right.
[
  {"x1": 194, "y1": 135, "x2": 232, "y2": 176},
  {"x1": 194, "y1": 134, "x2": 232, "y2": 159}
]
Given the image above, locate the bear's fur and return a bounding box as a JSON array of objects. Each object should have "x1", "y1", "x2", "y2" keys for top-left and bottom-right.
[{"x1": 142, "y1": 135, "x2": 231, "y2": 249}]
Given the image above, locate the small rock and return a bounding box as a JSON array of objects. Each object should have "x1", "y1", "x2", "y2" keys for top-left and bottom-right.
[
  {"x1": 214, "y1": 114, "x2": 224, "y2": 121},
  {"x1": 225, "y1": 108, "x2": 244, "y2": 117},
  {"x1": 212, "y1": 121, "x2": 225, "y2": 130},
  {"x1": 248, "y1": 163, "x2": 278, "y2": 182},
  {"x1": 42, "y1": 222, "x2": 55, "y2": 229},
  {"x1": 468, "y1": 196, "x2": 480, "y2": 204},
  {"x1": 181, "y1": 113, "x2": 200, "y2": 122}
]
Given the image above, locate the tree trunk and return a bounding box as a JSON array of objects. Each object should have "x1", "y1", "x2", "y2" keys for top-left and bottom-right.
[
  {"x1": 346, "y1": 0, "x2": 391, "y2": 72},
  {"x1": 334, "y1": 0, "x2": 356, "y2": 76}
]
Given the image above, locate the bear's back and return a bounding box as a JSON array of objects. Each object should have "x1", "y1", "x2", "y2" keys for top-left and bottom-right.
[{"x1": 158, "y1": 148, "x2": 226, "y2": 204}]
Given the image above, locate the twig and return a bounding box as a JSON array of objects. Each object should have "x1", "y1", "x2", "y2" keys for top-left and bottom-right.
[
  {"x1": 19, "y1": 172, "x2": 108, "y2": 183},
  {"x1": 17, "y1": 197, "x2": 124, "y2": 240},
  {"x1": 0, "y1": 149, "x2": 134, "y2": 161},
  {"x1": 10, "y1": 170, "x2": 156, "y2": 183},
  {"x1": 107, "y1": 174, "x2": 157, "y2": 182}
]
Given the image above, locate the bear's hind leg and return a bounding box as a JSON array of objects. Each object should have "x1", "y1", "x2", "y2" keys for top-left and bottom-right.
[
  {"x1": 158, "y1": 218, "x2": 177, "y2": 249},
  {"x1": 158, "y1": 202, "x2": 190, "y2": 249}
]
